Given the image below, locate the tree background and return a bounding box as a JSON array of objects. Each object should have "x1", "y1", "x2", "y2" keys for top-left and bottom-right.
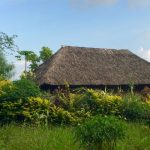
[{"x1": 0, "y1": 32, "x2": 17, "y2": 79}]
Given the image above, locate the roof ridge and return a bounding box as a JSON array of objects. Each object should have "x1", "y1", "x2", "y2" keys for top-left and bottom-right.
[
  {"x1": 61, "y1": 45, "x2": 130, "y2": 51},
  {"x1": 60, "y1": 45, "x2": 132, "y2": 55}
]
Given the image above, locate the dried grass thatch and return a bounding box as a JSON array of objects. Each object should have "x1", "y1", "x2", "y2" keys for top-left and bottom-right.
[{"x1": 35, "y1": 46, "x2": 150, "y2": 89}]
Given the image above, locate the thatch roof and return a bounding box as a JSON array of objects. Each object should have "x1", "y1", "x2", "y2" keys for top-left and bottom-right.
[{"x1": 35, "y1": 46, "x2": 150, "y2": 87}]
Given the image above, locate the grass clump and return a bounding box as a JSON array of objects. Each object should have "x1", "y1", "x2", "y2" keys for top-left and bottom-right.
[{"x1": 75, "y1": 116, "x2": 125, "y2": 150}]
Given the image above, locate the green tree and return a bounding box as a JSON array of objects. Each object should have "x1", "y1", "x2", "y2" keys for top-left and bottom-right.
[
  {"x1": 16, "y1": 50, "x2": 39, "y2": 74},
  {"x1": 0, "y1": 32, "x2": 17, "y2": 79},
  {"x1": 0, "y1": 52, "x2": 14, "y2": 79},
  {"x1": 39, "y1": 47, "x2": 53, "y2": 62},
  {"x1": 16, "y1": 47, "x2": 52, "y2": 73}
]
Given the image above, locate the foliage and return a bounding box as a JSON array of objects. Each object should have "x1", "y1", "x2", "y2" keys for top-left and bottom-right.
[
  {"x1": 48, "y1": 105, "x2": 78, "y2": 125},
  {"x1": 0, "y1": 81, "x2": 150, "y2": 127},
  {"x1": 48, "y1": 105, "x2": 91, "y2": 126},
  {"x1": 0, "y1": 98, "x2": 90, "y2": 125},
  {"x1": 75, "y1": 116, "x2": 126, "y2": 150},
  {"x1": 0, "y1": 32, "x2": 17, "y2": 79},
  {"x1": 21, "y1": 97, "x2": 50, "y2": 124},
  {"x1": 39, "y1": 46, "x2": 53, "y2": 62},
  {"x1": 52, "y1": 89, "x2": 76, "y2": 111},
  {"x1": 0, "y1": 78, "x2": 12, "y2": 92},
  {"x1": 141, "y1": 86, "x2": 150, "y2": 100},
  {"x1": 0, "y1": 100, "x2": 22, "y2": 124},
  {"x1": 16, "y1": 50, "x2": 40, "y2": 73},
  {"x1": 73, "y1": 89, "x2": 123, "y2": 116},
  {"x1": 120, "y1": 94, "x2": 150, "y2": 123},
  {"x1": 0, "y1": 78, "x2": 41, "y2": 102},
  {"x1": 0, "y1": 79, "x2": 14, "y2": 102},
  {"x1": 15, "y1": 47, "x2": 53, "y2": 76},
  {"x1": 0, "y1": 52, "x2": 14, "y2": 79},
  {"x1": 13, "y1": 79, "x2": 41, "y2": 100},
  {"x1": 0, "y1": 32, "x2": 17, "y2": 52},
  {"x1": 0, "y1": 97, "x2": 50, "y2": 124}
]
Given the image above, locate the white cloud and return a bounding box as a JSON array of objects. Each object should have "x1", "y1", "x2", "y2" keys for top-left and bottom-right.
[
  {"x1": 71, "y1": 0, "x2": 150, "y2": 8},
  {"x1": 71, "y1": 0, "x2": 118, "y2": 7},
  {"x1": 137, "y1": 47, "x2": 150, "y2": 62},
  {"x1": 128, "y1": 0, "x2": 150, "y2": 8},
  {"x1": 88, "y1": 0, "x2": 118, "y2": 5}
]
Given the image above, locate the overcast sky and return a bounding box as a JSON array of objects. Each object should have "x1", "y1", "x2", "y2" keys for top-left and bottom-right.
[{"x1": 0, "y1": 0, "x2": 150, "y2": 79}]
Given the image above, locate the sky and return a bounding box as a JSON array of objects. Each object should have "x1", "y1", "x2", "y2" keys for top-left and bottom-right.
[{"x1": 0, "y1": 0, "x2": 150, "y2": 79}]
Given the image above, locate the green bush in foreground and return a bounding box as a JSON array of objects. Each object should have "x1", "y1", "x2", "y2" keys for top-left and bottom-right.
[
  {"x1": 75, "y1": 116, "x2": 125, "y2": 150},
  {"x1": 0, "y1": 78, "x2": 41, "y2": 102},
  {"x1": 121, "y1": 94, "x2": 150, "y2": 123}
]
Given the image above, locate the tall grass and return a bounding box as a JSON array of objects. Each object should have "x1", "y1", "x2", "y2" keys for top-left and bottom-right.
[
  {"x1": 0, "y1": 123, "x2": 150, "y2": 150},
  {"x1": 0, "y1": 125, "x2": 82, "y2": 150},
  {"x1": 116, "y1": 123, "x2": 150, "y2": 150}
]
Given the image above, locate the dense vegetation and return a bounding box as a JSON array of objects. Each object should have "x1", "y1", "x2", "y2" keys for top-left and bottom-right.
[{"x1": 0, "y1": 77, "x2": 150, "y2": 149}]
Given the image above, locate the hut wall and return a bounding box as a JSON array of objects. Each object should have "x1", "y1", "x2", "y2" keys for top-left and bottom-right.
[{"x1": 40, "y1": 84, "x2": 150, "y2": 92}]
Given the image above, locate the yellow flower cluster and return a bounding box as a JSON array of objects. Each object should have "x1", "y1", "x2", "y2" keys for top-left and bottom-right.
[
  {"x1": 0, "y1": 79, "x2": 12, "y2": 89},
  {"x1": 28, "y1": 97, "x2": 50, "y2": 106},
  {"x1": 0, "y1": 79, "x2": 13, "y2": 95}
]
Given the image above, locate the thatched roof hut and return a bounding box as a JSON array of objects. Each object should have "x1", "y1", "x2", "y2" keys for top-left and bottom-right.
[{"x1": 35, "y1": 46, "x2": 150, "y2": 91}]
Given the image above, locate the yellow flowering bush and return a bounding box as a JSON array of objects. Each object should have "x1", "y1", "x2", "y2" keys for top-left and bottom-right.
[
  {"x1": 0, "y1": 97, "x2": 50, "y2": 124},
  {"x1": 48, "y1": 104, "x2": 91, "y2": 125},
  {"x1": 0, "y1": 79, "x2": 13, "y2": 96},
  {"x1": 0, "y1": 79, "x2": 12, "y2": 89},
  {"x1": 73, "y1": 89, "x2": 123, "y2": 116},
  {"x1": 22, "y1": 97, "x2": 50, "y2": 124},
  {"x1": 0, "y1": 78, "x2": 41, "y2": 103},
  {"x1": 145, "y1": 95, "x2": 150, "y2": 104},
  {"x1": 0, "y1": 100, "x2": 23, "y2": 123}
]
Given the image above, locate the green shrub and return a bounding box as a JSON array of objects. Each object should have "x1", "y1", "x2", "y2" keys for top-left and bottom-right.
[
  {"x1": 21, "y1": 97, "x2": 50, "y2": 124},
  {"x1": 0, "y1": 78, "x2": 41, "y2": 102},
  {"x1": 141, "y1": 86, "x2": 150, "y2": 99},
  {"x1": 142, "y1": 102, "x2": 150, "y2": 126},
  {"x1": 73, "y1": 89, "x2": 122, "y2": 116},
  {"x1": 48, "y1": 105, "x2": 78, "y2": 125},
  {"x1": 0, "y1": 100, "x2": 22, "y2": 124},
  {"x1": 75, "y1": 116, "x2": 125, "y2": 150},
  {"x1": 48, "y1": 105, "x2": 91, "y2": 125},
  {"x1": 120, "y1": 94, "x2": 150, "y2": 122},
  {"x1": 13, "y1": 79, "x2": 41, "y2": 100},
  {"x1": 52, "y1": 89, "x2": 76, "y2": 111},
  {"x1": 0, "y1": 78, "x2": 12, "y2": 91},
  {"x1": 0, "y1": 79, "x2": 13, "y2": 101},
  {"x1": 0, "y1": 97, "x2": 50, "y2": 124}
]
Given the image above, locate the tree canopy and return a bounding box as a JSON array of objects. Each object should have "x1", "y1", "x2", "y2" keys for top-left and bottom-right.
[
  {"x1": 16, "y1": 47, "x2": 53, "y2": 77},
  {"x1": 40, "y1": 47, "x2": 53, "y2": 62},
  {"x1": 0, "y1": 32, "x2": 17, "y2": 79}
]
